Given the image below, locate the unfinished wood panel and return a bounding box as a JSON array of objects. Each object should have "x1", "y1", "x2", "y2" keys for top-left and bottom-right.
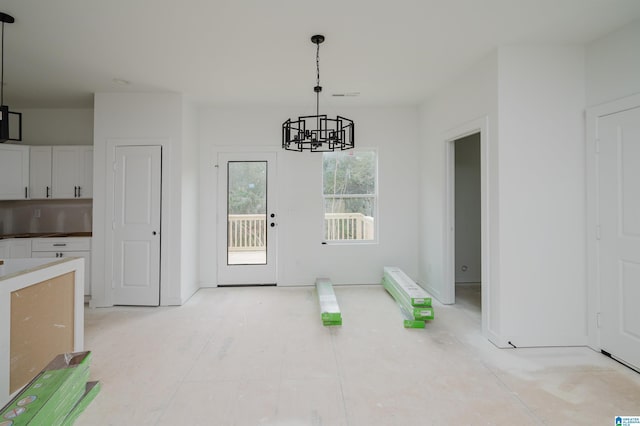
[{"x1": 10, "y1": 272, "x2": 75, "y2": 393}]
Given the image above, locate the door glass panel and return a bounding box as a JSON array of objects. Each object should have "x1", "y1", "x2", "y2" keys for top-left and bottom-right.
[{"x1": 227, "y1": 161, "x2": 267, "y2": 265}]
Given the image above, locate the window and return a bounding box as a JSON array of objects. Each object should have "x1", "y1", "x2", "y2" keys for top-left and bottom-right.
[{"x1": 322, "y1": 149, "x2": 377, "y2": 242}]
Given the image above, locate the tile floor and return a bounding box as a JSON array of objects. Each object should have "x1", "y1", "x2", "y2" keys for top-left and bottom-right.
[{"x1": 76, "y1": 284, "x2": 640, "y2": 425}]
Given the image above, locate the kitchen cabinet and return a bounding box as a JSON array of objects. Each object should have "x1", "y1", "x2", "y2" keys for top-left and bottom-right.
[
  {"x1": 29, "y1": 146, "x2": 53, "y2": 199},
  {"x1": 29, "y1": 145, "x2": 93, "y2": 199},
  {"x1": 0, "y1": 239, "x2": 32, "y2": 259},
  {"x1": 52, "y1": 146, "x2": 93, "y2": 199},
  {"x1": 31, "y1": 237, "x2": 91, "y2": 296},
  {"x1": 0, "y1": 144, "x2": 29, "y2": 200}
]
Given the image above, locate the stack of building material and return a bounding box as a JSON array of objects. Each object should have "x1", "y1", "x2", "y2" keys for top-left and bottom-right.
[
  {"x1": 61, "y1": 381, "x2": 101, "y2": 426},
  {"x1": 382, "y1": 266, "x2": 434, "y2": 328},
  {"x1": 315, "y1": 278, "x2": 342, "y2": 326},
  {"x1": 1, "y1": 351, "x2": 100, "y2": 425}
]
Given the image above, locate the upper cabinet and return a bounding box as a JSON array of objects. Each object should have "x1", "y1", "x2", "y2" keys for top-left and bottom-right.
[
  {"x1": 0, "y1": 144, "x2": 29, "y2": 200},
  {"x1": 52, "y1": 146, "x2": 93, "y2": 199},
  {"x1": 29, "y1": 146, "x2": 93, "y2": 199},
  {"x1": 29, "y1": 146, "x2": 53, "y2": 199}
]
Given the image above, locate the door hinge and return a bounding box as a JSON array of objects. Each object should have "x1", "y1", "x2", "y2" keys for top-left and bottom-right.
[
  {"x1": 596, "y1": 312, "x2": 602, "y2": 328},
  {"x1": 596, "y1": 225, "x2": 601, "y2": 240}
]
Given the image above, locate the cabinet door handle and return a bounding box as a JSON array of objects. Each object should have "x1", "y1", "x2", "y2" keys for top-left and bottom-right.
[
  {"x1": 77, "y1": 186, "x2": 81, "y2": 197},
  {"x1": 25, "y1": 187, "x2": 28, "y2": 199},
  {"x1": 74, "y1": 186, "x2": 78, "y2": 197},
  {"x1": 46, "y1": 186, "x2": 50, "y2": 198},
  {"x1": 53, "y1": 243, "x2": 67, "y2": 247}
]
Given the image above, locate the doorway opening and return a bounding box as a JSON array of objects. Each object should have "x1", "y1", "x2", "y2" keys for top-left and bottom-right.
[{"x1": 453, "y1": 133, "x2": 481, "y2": 325}]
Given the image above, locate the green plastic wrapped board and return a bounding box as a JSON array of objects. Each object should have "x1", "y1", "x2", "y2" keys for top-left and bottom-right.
[
  {"x1": 383, "y1": 266, "x2": 432, "y2": 307},
  {"x1": 316, "y1": 278, "x2": 342, "y2": 326},
  {"x1": 403, "y1": 318, "x2": 426, "y2": 329},
  {"x1": 1, "y1": 351, "x2": 93, "y2": 426},
  {"x1": 61, "y1": 381, "x2": 102, "y2": 426},
  {"x1": 397, "y1": 302, "x2": 426, "y2": 328},
  {"x1": 382, "y1": 276, "x2": 434, "y2": 321}
]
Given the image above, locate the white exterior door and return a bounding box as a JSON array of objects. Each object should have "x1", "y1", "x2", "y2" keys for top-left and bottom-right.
[
  {"x1": 217, "y1": 152, "x2": 278, "y2": 285},
  {"x1": 597, "y1": 104, "x2": 640, "y2": 371},
  {"x1": 112, "y1": 145, "x2": 162, "y2": 305}
]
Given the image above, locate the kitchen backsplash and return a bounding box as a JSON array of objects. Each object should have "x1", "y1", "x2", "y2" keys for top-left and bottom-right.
[{"x1": 0, "y1": 200, "x2": 92, "y2": 235}]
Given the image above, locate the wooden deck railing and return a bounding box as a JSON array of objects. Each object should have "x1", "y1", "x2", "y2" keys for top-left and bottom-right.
[
  {"x1": 324, "y1": 213, "x2": 374, "y2": 241},
  {"x1": 228, "y1": 212, "x2": 374, "y2": 251},
  {"x1": 228, "y1": 214, "x2": 266, "y2": 251}
]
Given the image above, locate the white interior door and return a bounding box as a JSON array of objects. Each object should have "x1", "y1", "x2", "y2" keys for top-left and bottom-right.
[
  {"x1": 112, "y1": 145, "x2": 162, "y2": 305},
  {"x1": 217, "y1": 152, "x2": 277, "y2": 285},
  {"x1": 598, "y1": 105, "x2": 640, "y2": 371}
]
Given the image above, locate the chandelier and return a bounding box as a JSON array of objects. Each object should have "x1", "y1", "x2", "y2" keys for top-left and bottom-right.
[
  {"x1": 0, "y1": 11, "x2": 21, "y2": 143},
  {"x1": 282, "y1": 35, "x2": 354, "y2": 152}
]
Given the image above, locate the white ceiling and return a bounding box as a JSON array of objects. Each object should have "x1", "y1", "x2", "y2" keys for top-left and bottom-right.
[{"x1": 2, "y1": 0, "x2": 640, "y2": 109}]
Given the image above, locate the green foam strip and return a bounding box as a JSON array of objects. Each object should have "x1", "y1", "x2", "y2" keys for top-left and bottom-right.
[
  {"x1": 383, "y1": 266, "x2": 432, "y2": 307},
  {"x1": 316, "y1": 278, "x2": 342, "y2": 326}
]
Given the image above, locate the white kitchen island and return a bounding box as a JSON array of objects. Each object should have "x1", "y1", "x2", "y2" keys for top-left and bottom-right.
[{"x1": 0, "y1": 257, "x2": 85, "y2": 406}]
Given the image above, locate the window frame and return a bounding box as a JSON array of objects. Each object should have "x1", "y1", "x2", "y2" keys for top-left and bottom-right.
[{"x1": 321, "y1": 148, "x2": 379, "y2": 245}]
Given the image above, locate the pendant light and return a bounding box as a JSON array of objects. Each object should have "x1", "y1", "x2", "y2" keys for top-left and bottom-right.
[
  {"x1": 282, "y1": 35, "x2": 354, "y2": 152},
  {"x1": 0, "y1": 11, "x2": 22, "y2": 143}
]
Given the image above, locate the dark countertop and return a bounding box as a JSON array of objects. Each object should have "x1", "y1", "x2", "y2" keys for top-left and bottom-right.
[{"x1": 0, "y1": 232, "x2": 92, "y2": 240}]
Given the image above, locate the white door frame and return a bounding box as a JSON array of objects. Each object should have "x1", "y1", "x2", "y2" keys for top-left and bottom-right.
[
  {"x1": 444, "y1": 116, "x2": 491, "y2": 339},
  {"x1": 586, "y1": 92, "x2": 640, "y2": 350},
  {"x1": 216, "y1": 150, "x2": 278, "y2": 286},
  {"x1": 102, "y1": 139, "x2": 169, "y2": 307}
]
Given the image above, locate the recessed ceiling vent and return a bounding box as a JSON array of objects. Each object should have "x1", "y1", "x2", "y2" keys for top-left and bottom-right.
[{"x1": 0, "y1": 12, "x2": 22, "y2": 143}]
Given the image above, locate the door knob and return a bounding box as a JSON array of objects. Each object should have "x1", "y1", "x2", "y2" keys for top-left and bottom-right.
[
  {"x1": 152, "y1": 231, "x2": 157, "y2": 235},
  {"x1": 270, "y1": 223, "x2": 276, "y2": 227}
]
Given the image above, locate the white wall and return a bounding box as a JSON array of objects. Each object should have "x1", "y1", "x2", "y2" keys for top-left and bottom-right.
[
  {"x1": 454, "y1": 133, "x2": 481, "y2": 283},
  {"x1": 180, "y1": 100, "x2": 200, "y2": 303},
  {"x1": 496, "y1": 45, "x2": 587, "y2": 347},
  {"x1": 20, "y1": 109, "x2": 93, "y2": 145},
  {"x1": 586, "y1": 19, "x2": 640, "y2": 107},
  {"x1": 92, "y1": 92, "x2": 184, "y2": 307},
  {"x1": 585, "y1": 19, "x2": 640, "y2": 348},
  {"x1": 418, "y1": 51, "x2": 501, "y2": 342},
  {"x1": 199, "y1": 106, "x2": 420, "y2": 286},
  {"x1": 420, "y1": 46, "x2": 588, "y2": 348}
]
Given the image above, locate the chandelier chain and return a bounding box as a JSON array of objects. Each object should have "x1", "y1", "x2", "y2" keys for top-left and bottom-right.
[
  {"x1": 316, "y1": 41, "x2": 320, "y2": 88},
  {"x1": 1, "y1": 21, "x2": 4, "y2": 105}
]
